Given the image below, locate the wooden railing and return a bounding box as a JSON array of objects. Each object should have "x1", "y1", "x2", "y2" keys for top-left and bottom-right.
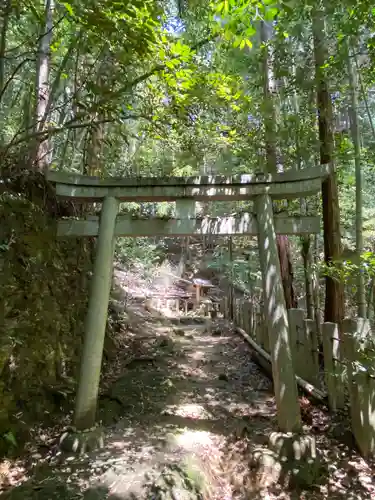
[{"x1": 219, "y1": 294, "x2": 375, "y2": 459}]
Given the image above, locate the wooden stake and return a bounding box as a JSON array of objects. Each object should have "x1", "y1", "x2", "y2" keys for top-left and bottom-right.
[{"x1": 321, "y1": 322, "x2": 345, "y2": 411}]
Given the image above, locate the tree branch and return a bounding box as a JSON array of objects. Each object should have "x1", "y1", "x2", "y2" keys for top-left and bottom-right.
[
  {"x1": 0, "y1": 58, "x2": 33, "y2": 103},
  {"x1": 98, "y1": 35, "x2": 215, "y2": 104},
  {"x1": 3, "y1": 113, "x2": 159, "y2": 152}
]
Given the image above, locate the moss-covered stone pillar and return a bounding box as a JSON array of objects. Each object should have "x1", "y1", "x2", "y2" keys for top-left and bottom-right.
[
  {"x1": 74, "y1": 196, "x2": 119, "y2": 431},
  {"x1": 255, "y1": 193, "x2": 301, "y2": 432}
]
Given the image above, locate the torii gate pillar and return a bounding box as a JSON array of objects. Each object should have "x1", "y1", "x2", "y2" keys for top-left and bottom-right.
[
  {"x1": 74, "y1": 196, "x2": 119, "y2": 431},
  {"x1": 255, "y1": 193, "x2": 301, "y2": 432}
]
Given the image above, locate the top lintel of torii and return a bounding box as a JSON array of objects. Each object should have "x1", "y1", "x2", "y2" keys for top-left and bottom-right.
[{"x1": 46, "y1": 164, "x2": 333, "y2": 202}]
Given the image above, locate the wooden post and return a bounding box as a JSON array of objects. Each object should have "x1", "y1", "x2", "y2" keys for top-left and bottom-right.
[
  {"x1": 321, "y1": 322, "x2": 345, "y2": 411},
  {"x1": 255, "y1": 311, "x2": 264, "y2": 345},
  {"x1": 195, "y1": 285, "x2": 200, "y2": 308},
  {"x1": 244, "y1": 302, "x2": 251, "y2": 333},
  {"x1": 248, "y1": 299, "x2": 254, "y2": 336},
  {"x1": 235, "y1": 298, "x2": 240, "y2": 325},
  {"x1": 289, "y1": 311, "x2": 320, "y2": 386},
  {"x1": 223, "y1": 297, "x2": 229, "y2": 318},
  {"x1": 74, "y1": 196, "x2": 119, "y2": 431},
  {"x1": 304, "y1": 318, "x2": 320, "y2": 387},
  {"x1": 255, "y1": 193, "x2": 301, "y2": 432},
  {"x1": 288, "y1": 309, "x2": 305, "y2": 379},
  {"x1": 228, "y1": 237, "x2": 234, "y2": 320},
  {"x1": 343, "y1": 318, "x2": 375, "y2": 458},
  {"x1": 239, "y1": 300, "x2": 244, "y2": 329}
]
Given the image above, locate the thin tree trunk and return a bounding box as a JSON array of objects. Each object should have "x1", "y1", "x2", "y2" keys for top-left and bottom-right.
[
  {"x1": 369, "y1": 277, "x2": 375, "y2": 320},
  {"x1": 291, "y1": 56, "x2": 315, "y2": 318},
  {"x1": 33, "y1": 0, "x2": 54, "y2": 171},
  {"x1": 346, "y1": 40, "x2": 365, "y2": 317},
  {"x1": 83, "y1": 54, "x2": 108, "y2": 177},
  {"x1": 228, "y1": 236, "x2": 234, "y2": 320},
  {"x1": 260, "y1": 21, "x2": 278, "y2": 170},
  {"x1": 0, "y1": 0, "x2": 10, "y2": 99},
  {"x1": 42, "y1": 34, "x2": 81, "y2": 129},
  {"x1": 84, "y1": 120, "x2": 104, "y2": 176},
  {"x1": 312, "y1": 8, "x2": 344, "y2": 325},
  {"x1": 260, "y1": 20, "x2": 296, "y2": 309},
  {"x1": 312, "y1": 232, "x2": 321, "y2": 326},
  {"x1": 301, "y1": 236, "x2": 314, "y2": 319},
  {"x1": 355, "y1": 56, "x2": 375, "y2": 139}
]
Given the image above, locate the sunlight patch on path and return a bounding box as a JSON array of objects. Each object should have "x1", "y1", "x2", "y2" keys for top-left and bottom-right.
[
  {"x1": 175, "y1": 429, "x2": 213, "y2": 449},
  {"x1": 169, "y1": 402, "x2": 214, "y2": 420}
]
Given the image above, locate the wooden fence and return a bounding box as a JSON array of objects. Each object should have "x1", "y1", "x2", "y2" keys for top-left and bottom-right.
[{"x1": 219, "y1": 295, "x2": 375, "y2": 459}]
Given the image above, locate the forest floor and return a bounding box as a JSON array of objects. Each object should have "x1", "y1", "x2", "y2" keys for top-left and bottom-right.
[{"x1": 1, "y1": 284, "x2": 375, "y2": 498}]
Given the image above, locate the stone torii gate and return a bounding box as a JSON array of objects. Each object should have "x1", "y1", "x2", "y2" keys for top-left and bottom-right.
[{"x1": 47, "y1": 165, "x2": 331, "y2": 435}]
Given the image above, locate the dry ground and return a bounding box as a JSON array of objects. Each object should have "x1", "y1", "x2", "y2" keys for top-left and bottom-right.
[{"x1": 0, "y1": 300, "x2": 375, "y2": 499}]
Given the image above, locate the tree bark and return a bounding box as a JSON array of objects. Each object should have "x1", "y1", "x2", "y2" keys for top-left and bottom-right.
[
  {"x1": 277, "y1": 234, "x2": 297, "y2": 309},
  {"x1": 300, "y1": 236, "x2": 314, "y2": 319},
  {"x1": 312, "y1": 8, "x2": 344, "y2": 325},
  {"x1": 0, "y1": 0, "x2": 10, "y2": 101},
  {"x1": 33, "y1": 0, "x2": 54, "y2": 171},
  {"x1": 260, "y1": 20, "x2": 296, "y2": 309},
  {"x1": 346, "y1": 40, "x2": 366, "y2": 318}
]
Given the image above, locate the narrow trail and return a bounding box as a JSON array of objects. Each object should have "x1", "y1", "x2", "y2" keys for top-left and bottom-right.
[
  {"x1": 1, "y1": 303, "x2": 374, "y2": 499},
  {"x1": 0, "y1": 306, "x2": 275, "y2": 500}
]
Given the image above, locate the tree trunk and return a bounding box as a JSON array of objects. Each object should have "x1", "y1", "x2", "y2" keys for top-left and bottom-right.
[
  {"x1": 0, "y1": 0, "x2": 10, "y2": 101},
  {"x1": 228, "y1": 236, "x2": 234, "y2": 320},
  {"x1": 83, "y1": 53, "x2": 109, "y2": 177},
  {"x1": 84, "y1": 120, "x2": 104, "y2": 176},
  {"x1": 33, "y1": 0, "x2": 54, "y2": 171},
  {"x1": 312, "y1": 233, "x2": 322, "y2": 327},
  {"x1": 346, "y1": 40, "x2": 365, "y2": 318},
  {"x1": 312, "y1": 8, "x2": 344, "y2": 325},
  {"x1": 277, "y1": 235, "x2": 297, "y2": 309},
  {"x1": 301, "y1": 236, "x2": 314, "y2": 318},
  {"x1": 260, "y1": 20, "x2": 296, "y2": 309},
  {"x1": 291, "y1": 54, "x2": 314, "y2": 316}
]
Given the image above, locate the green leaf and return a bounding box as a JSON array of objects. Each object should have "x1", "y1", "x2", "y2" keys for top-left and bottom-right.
[
  {"x1": 3, "y1": 431, "x2": 17, "y2": 448},
  {"x1": 264, "y1": 7, "x2": 278, "y2": 21},
  {"x1": 61, "y1": 2, "x2": 74, "y2": 16},
  {"x1": 245, "y1": 26, "x2": 256, "y2": 37},
  {"x1": 180, "y1": 81, "x2": 192, "y2": 89},
  {"x1": 216, "y1": 2, "x2": 225, "y2": 12}
]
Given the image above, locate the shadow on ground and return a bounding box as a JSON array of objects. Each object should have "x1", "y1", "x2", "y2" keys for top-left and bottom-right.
[
  {"x1": 1, "y1": 302, "x2": 375, "y2": 499},
  {"x1": 0, "y1": 302, "x2": 273, "y2": 499}
]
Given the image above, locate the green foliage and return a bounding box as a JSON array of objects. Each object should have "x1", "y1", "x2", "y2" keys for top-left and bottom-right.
[
  {"x1": 2, "y1": 431, "x2": 17, "y2": 449},
  {"x1": 209, "y1": 0, "x2": 279, "y2": 48},
  {"x1": 0, "y1": 192, "x2": 91, "y2": 452},
  {"x1": 116, "y1": 237, "x2": 164, "y2": 271},
  {"x1": 207, "y1": 242, "x2": 261, "y2": 292},
  {"x1": 319, "y1": 251, "x2": 375, "y2": 284}
]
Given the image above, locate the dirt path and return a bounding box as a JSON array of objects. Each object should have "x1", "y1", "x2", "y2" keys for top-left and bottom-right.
[{"x1": 1, "y1": 307, "x2": 375, "y2": 499}]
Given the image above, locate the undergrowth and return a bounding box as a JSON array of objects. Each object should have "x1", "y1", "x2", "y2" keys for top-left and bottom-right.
[{"x1": 0, "y1": 183, "x2": 92, "y2": 456}]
